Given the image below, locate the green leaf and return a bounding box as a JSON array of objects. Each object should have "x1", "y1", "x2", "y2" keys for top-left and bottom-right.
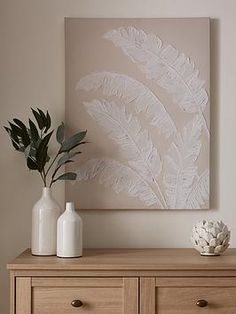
[
  {"x1": 18, "y1": 146, "x2": 25, "y2": 152},
  {"x1": 57, "y1": 153, "x2": 70, "y2": 168},
  {"x1": 57, "y1": 151, "x2": 81, "y2": 168},
  {"x1": 6, "y1": 120, "x2": 31, "y2": 150},
  {"x1": 44, "y1": 111, "x2": 51, "y2": 133},
  {"x1": 31, "y1": 108, "x2": 44, "y2": 130},
  {"x1": 36, "y1": 130, "x2": 53, "y2": 172},
  {"x1": 4, "y1": 126, "x2": 11, "y2": 133},
  {"x1": 68, "y1": 151, "x2": 82, "y2": 158},
  {"x1": 57, "y1": 158, "x2": 74, "y2": 169},
  {"x1": 59, "y1": 130, "x2": 87, "y2": 153},
  {"x1": 19, "y1": 131, "x2": 30, "y2": 148},
  {"x1": 37, "y1": 146, "x2": 48, "y2": 172},
  {"x1": 29, "y1": 119, "x2": 39, "y2": 142},
  {"x1": 13, "y1": 118, "x2": 27, "y2": 131},
  {"x1": 25, "y1": 144, "x2": 37, "y2": 159},
  {"x1": 27, "y1": 157, "x2": 38, "y2": 170},
  {"x1": 41, "y1": 130, "x2": 54, "y2": 148},
  {"x1": 53, "y1": 172, "x2": 77, "y2": 182},
  {"x1": 56, "y1": 122, "x2": 65, "y2": 144},
  {"x1": 4, "y1": 126, "x2": 20, "y2": 150},
  {"x1": 60, "y1": 159, "x2": 74, "y2": 168},
  {"x1": 24, "y1": 145, "x2": 31, "y2": 159},
  {"x1": 37, "y1": 108, "x2": 48, "y2": 126},
  {"x1": 8, "y1": 122, "x2": 22, "y2": 137},
  {"x1": 12, "y1": 118, "x2": 30, "y2": 147}
]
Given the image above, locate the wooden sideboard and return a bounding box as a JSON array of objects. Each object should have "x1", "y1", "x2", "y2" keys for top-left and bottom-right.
[{"x1": 7, "y1": 248, "x2": 236, "y2": 314}]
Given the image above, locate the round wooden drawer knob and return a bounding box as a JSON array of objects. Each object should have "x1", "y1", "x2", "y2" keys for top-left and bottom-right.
[
  {"x1": 196, "y1": 299, "x2": 208, "y2": 307},
  {"x1": 71, "y1": 299, "x2": 83, "y2": 307}
]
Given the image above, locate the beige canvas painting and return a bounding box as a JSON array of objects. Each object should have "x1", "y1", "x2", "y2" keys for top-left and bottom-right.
[{"x1": 65, "y1": 18, "x2": 210, "y2": 210}]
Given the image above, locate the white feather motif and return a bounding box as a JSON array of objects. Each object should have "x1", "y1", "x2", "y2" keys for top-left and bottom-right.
[
  {"x1": 76, "y1": 71, "x2": 177, "y2": 138},
  {"x1": 186, "y1": 169, "x2": 209, "y2": 209},
  {"x1": 84, "y1": 99, "x2": 162, "y2": 182},
  {"x1": 76, "y1": 158, "x2": 162, "y2": 207},
  {"x1": 104, "y1": 26, "x2": 209, "y2": 138},
  {"x1": 163, "y1": 115, "x2": 204, "y2": 208},
  {"x1": 84, "y1": 99, "x2": 168, "y2": 208}
]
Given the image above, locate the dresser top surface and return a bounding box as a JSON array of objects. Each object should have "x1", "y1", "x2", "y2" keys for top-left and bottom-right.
[{"x1": 7, "y1": 248, "x2": 236, "y2": 271}]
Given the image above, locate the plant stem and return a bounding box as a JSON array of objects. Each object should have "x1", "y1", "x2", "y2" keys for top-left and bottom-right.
[
  {"x1": 49, "y1": 176, "x2": 55, "y2": 188},
  {"x1": 40, "y1": 171, "x2": 46, "y2": 187},
  {"x1": 42, "y1": 168, "x2": 47, "y2": 187},
  {"x1": 45, "y1": 152, "x2": 59, "y2": 177},
  {"x1": 49, "y1": 165, "x2": 60, "y2": 187}
]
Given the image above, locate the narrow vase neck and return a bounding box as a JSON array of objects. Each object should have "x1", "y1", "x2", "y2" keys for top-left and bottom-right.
[
  {"x1": 42, "y1": 187, "x2": 52, "y2": 197},
  {"x1": 66, "y1": 202, "x2": 75, "y2": 212}
]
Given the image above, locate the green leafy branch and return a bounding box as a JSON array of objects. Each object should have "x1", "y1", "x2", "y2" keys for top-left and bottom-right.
[{"x1": 4, "y1": 108, "x2": 87, "y2": 187}]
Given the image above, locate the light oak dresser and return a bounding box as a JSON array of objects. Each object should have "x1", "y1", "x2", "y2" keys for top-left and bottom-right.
[{"x1": 7, "y1": 248, "x2": 236, "y2": 314}]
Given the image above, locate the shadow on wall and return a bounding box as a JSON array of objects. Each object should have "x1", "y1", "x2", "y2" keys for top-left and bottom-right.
[{"x1": 210, "y1": 18, "x2": 220, "y2": 210}]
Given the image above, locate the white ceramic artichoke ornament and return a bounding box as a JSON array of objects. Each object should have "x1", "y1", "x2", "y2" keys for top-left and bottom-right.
[{"x1": 191, "y1": 220, "x2": 230, "y2": 256}]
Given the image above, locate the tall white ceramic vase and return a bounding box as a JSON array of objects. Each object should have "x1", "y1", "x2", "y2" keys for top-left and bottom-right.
[
  {"x1": 31, "y1": 187, "x2": 61, "y2": 256},
  {"x1": 57, "y1": 202, "x2": 83, "y2": 258}
]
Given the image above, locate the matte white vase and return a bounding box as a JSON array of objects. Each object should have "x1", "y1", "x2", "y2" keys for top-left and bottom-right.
[
  {"x1": 57, "y1": 202, "x2": 83, "y2": 258},
  {"x1": 31, "y1": 187, "x2": 61, "y2": 256}
]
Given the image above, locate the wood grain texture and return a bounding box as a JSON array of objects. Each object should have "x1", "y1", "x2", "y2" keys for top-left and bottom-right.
[
  {"x1": 140, "y1": 277, "x2": 156, "y2": 314},
  {"x1": 10, "y1": 273, "x2": 15, "y2": 314},
  {"x1": 32, "y1": 286, "x2": 123, "y2": 314},
  {"x1": 155, "y1": 277, "x2": 236, "y2": 287},
  {"x1": 15, "y1": 277, "x2": 31, "y2": 314},
  {"x1": 8, "y1": 249, "x2": 236, "y2": 314},
  {"x1": 123, "y1": 278, "x2": 138, "y2": 314},
  {"x1": 157, "y1": 287, "x2": 236, "y2": 314},
  {"x1": 7, "y1": 248, "x2": 236, "y2": 271},
  {"x1": 32, "y1": 277, "x2": 123, "y2": 287},
  {"x1": 11, "y1": 269, "x2": 236, "y2": 277},
  {"x1": 31, "y1": 277, "x2": 138, "y2": 314}
]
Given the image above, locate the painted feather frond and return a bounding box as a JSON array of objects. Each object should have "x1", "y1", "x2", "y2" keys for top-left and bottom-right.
[
  {"x1": 104, "y1": 26, "x2": 209, "y2": 138},
  {"x1": 76, "y1": 158, "x2": 162, "y2": 207},
  {"x1": 83, "y1": 99, "x2": 162, "y2": 183},
  {"x1": 164, "y1": 144, "x2": 197, "y2": 209},
  {"x1": 186, "y1": 169, "x2": 209, "y2": 209},
  {"x1": 177, "y1": 113, "x2": 203, "y2": 163},
  {"x1": 76, "y1": 71, "x2": 177, "y2": 138},
  {"x1": 163, "y1": 115, "x2": 204, "y2": 208}
]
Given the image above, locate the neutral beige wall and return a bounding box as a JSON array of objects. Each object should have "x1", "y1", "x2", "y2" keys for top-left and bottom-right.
[{"x1": 1, "y1": 0, "x2": 236, "y2": 312}]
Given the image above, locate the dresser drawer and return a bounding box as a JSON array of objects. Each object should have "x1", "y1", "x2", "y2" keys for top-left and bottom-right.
[
  {"x1": 140, "y1": 277, "x2": 236, "y2": 314},
  {"x1": 31, "y1": 277, "x2": 138, "y2": 314},
  {"x1": 157, "y1": 287, "x2": 236, "y2": 313},
  {"x1": 33, "y1": 287, "x2": 122, "y2": 314}
]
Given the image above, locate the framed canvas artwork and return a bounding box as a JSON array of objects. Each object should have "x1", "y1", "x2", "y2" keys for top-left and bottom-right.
[{"x1": 65, "y1": 18, "x2": 210, "y2": 210}]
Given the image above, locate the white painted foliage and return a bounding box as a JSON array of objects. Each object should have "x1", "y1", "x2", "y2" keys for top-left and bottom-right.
[
  {"x1": 163, "y1": 115, "x2": 203, "y2": 208},
  {"x1": 73, "y1": 25, "x2": 209, "y2": 209},
  {"x1": 104, "y1": 26, "x2": 209, "y2": 139},
  {"x1": 77, "y1": 71, "x2": 177, "y2": 138},
  {"x1": 76, "y1": 158, "x2": 162, "y2": 207},
  {"x1": 84, "y1": 99, "x2": 162, "y2": 183},
  {"x1": 186, "y1": 169, "x2": 209, "y2": 209}
]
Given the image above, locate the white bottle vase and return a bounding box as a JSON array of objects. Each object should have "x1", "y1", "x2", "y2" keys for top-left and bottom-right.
[
  {"x1": 31, "y1": 187, "x2": 61, "y2": 256},
  {"x1": 57, "y1": 202, "x2": 83, "y2": 258}
]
